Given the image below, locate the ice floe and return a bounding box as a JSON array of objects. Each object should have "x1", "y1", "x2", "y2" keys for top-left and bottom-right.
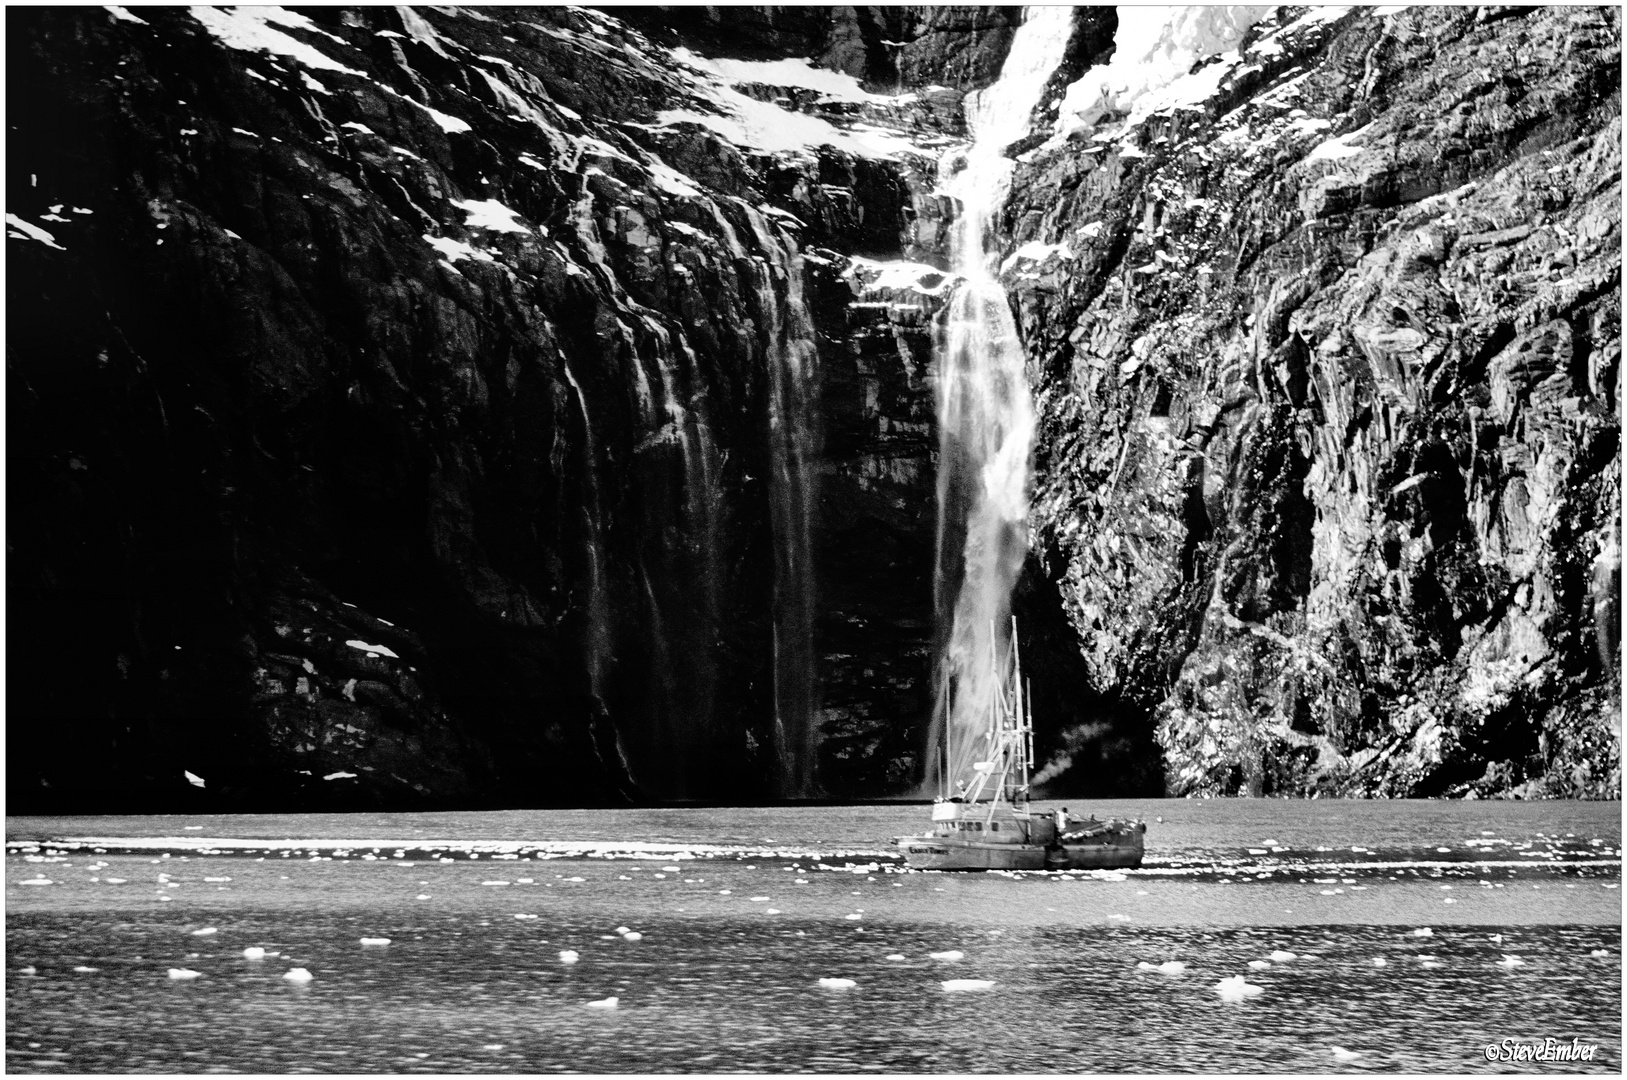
[
  {"x1": 167, "y1": 968, "x2": 202, "y2": 980},
  {"x1": 817, "y1": 977, "x2": 856, "y2": 989},
  {"x1": 558, "y1": 950, "x2": 580, "y2": 964},
  {"x1": 360, "y1": 937, "x2": 391, "y2": 946},
  {"x1": 1215, "y1": 975, "x2": 1263, "y2": 1002},
  {"x1": 585, "y1": 996, "x2": 618, "y2": 1009},
  {"x1": 243, "y1": 947, "x2": 267, "y2": 960},
  {"x1": 941, "y1": 979, "x2": 994, "y2": 992},
  {"x1": 928, "y1": 950, "x2": 964, "y2": 961},
  {"x1": 282, "y1": 967, "x2": 314, "y2": 983}
]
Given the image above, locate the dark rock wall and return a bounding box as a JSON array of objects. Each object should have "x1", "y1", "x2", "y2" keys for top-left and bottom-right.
[
  {"x1": 1005, "y1": 5, "x2": 1621, "y2": 798},
  {"x1": 8, "y1": 5, "x2": 1619, "y2": 810}
]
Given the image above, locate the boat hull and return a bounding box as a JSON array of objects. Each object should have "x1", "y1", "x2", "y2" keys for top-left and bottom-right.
[{"x1": 895, "y1": 834, "x2": 1144, "y2": 872}]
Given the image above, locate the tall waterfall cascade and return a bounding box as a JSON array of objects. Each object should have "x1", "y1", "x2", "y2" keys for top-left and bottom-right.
[{"x1": 932, "y1": 6, "x2": 1076, "y2": 791}]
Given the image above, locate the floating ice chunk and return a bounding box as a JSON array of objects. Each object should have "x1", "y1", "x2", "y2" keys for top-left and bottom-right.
[
  {"x1": 886, "y1": 954, "x2": 906, "y2": 961},
  {"x1": 204, "y1": 877, "x2": 230, "y2": 883},
  {"x1": 168, "y1": 968, "x2": 202, "y2": 980},
  {"x1": 1371, "y1": 958, "x2": 1387, "y2": 967},
  {"x1": 584, "y1": 996, "x2": 618, "y2": 1009},
  {"x1": 282, "y1": 967, "x2": 314, "y2": 983},
  {"x1": 104, "y1": 877, "x2": 127, "y2": 884},
  {"x1": 614, "y1": 927, "x2": 631, "y2": 935},
  {"x1": 243, "y1": 947, "x2": 267, "y2": 960},
  {"x1": 1591, "y1": 949, "x2": 1609, "y2": 957},
  {"x1": 621, "y1": 932, "x2": 643, "y2": 942},
  {"x1": 74, "y1": 966, "x2": 100, "y2": 973},
  {"x1": 662, "y1": 866, "x2": 680, "y2": 872},
  {"x1": 1214, "y1": 975, "x2": 1263, "y2": 1003},
  {"x1": 1247, "y1": 960, "x2": 1271, "y2": 970},
  {"x1": 765, "y1": 909, "x2": 781, "y2": 915},
  {"x1": 360, "y1": 937, "x2": 391, "y2": 946},
  {"x1": 941, "y1": 979, "x2": 994, "y2": 992},
  {"x1": 512, "y1": 914, "x2": 538, "y2": 920},
  {"x1": 1411, "y1": 928, "x2": 1433, "y2": 937},
  {"x1": 749, "y1": 896, "x2": 771, "y2": 902},
  {"x1": 325, "y1": 771, "x2": 358, "y2": 781},
  {"x1": 1136, "y1": 961, "x2": 1187, "y2": 975},
  {"x1": 1268, "y1": 950, "x2": 1296, "y2": 963},
  {"x1": 481, "y1": 881, "x2": 511, "y2": 887},
  {"x1": 18, "y1": 878, "x2": 53, "y2": 886},
  {"x1": 1331, "y1": 1047, "x2": 1361, "y2": 1062},
  {"x1": 191, "y1": 927, "x2": 217, "y2": 936},
  {"x1": 844, "y1": 913, "x2": 861, "y2": 921},
  {"x1": 1495, "y1": 955, "x2": 1524, "y2": 969},
  {"x1": 1247, "y1": 848, "x2": 1267, "y2": 855},
  {"x1": 18, "y1": 966, "x2": 37, "y2": 975},
  {"x1": 415, "y1": 894, "x2": 431, "y2": 900},
  {"x1": 929, "y1": 950, "x2": 964, "y2": 961},
  {"x1": 558, "y1": 950, "x2": 580, "y2": 964},
  {"x1": 1420, "y1": 960, "x2": 1443, "y2": 969},
  {"x1": 817, "y1": 977, "x2": 856, "y2": 988}
]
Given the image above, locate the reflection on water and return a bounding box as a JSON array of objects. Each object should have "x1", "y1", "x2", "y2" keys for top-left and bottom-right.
[
  {"x1": 6, "y1": 801, "x2": 1621, "y2": 1073},
  {"x1": 7, "y1": 912, "x2": 1619, "y2": 1073}
]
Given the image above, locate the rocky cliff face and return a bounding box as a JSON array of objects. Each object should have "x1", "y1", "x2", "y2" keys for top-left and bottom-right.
[
  {"x1": 1006, "y1": 5, "x2": 1621, "y2": 798},
  {"x1": 7, "y1": 5, "x2": 1619, "y2": 810}
]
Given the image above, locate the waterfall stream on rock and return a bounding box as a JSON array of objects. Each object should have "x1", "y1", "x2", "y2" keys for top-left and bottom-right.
[
  {"x1": 753, "y1": 212, "x2": 822, "y2": 798},
  {"x1": 931, "y1": 6, "x2": 1075, "y2": 791}
]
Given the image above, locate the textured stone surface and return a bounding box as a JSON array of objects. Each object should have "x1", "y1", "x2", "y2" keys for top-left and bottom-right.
[
  {"x1": 1006, "y1": 5, "x2": 1621, "y2": 798},
  {"x1": 7, "y1": 5, "x2": 1619, "y2": 810}
]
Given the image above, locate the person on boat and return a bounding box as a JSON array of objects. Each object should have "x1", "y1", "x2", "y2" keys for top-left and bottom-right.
[{"x1": 1055, "y1": 806, "x2": 1069, "y2": 836}]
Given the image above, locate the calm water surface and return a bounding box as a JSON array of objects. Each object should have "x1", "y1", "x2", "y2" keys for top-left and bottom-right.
[{"x1": 7, "y1": 801, "x2": 1621, "y2": 1073}]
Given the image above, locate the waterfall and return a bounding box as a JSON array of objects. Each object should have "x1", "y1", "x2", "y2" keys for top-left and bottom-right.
[
  {"x1": 931, "y1": 7, "x2": 1074, "y2": 792},
  {"x1": 748, "y1": 208, "x2": 821, "y2": 798}
]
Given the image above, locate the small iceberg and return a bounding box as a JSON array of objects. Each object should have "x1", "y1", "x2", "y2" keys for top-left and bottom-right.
[
  {"x1": 73, "y1": 966, "x2": 100, "y2": 973},
  {"x1": 1420, "y1": 960, "x2": 1444, "y2": 969},
  {"x1": 584, "y1": 996, "x2": 618, "y2": 1010},
  {"x1": 1331, "y1": 1046, "x2": 1361, "y2": 1062},
  {"x1": 1590, "y1": 949, "x2": 1609, "y2": 957},
  {"x1": 817, "y1": 977, "x2": 856, "y2": 988},
  {"x1": 1247, "y1": 960, "x2": 1271, "y2": 970},
  {"x1": 1215, "y1": 976, "x2": 1263, "y2": 1003},
  {"x1": 242, "y1": 947, "x2": 267, "y2": 960},
  {"x1": 1495, "y1": 954, "x2": 1525, "y2": 969},
  {"x1": 929, "y1": 950, "x2": 964, "y2": 961},
  {"x1": 613, "y1": 926, "x2": 631, "y2": 935},
  {"x1": 1371, "y1": 958, "x2": 1387, "y2": 967},
  {"x1": 559, "y1": 950, "x2": 580, "y2": 964},
  {"x1": 191, "y1": 927, "x2": 218, "y2": 937},
  {"x1": 941, "y1": 979, "x2": 994, "y2": 992},
  {"x1": 415, "y1": 894, "x2": 431, "y2": 900},
  {"x1": 749, "y1": 896, "x2": 771, "y2": 902},
  {"x1": 1268, "y1": 950, "x2": 1296, "y2": 962},
  {"x1": 886, "y1": 954, "x2": 906, "y2": 961},
  {"x1": 765, "y1": 908, "x2": 781, "y2": 914},
  {"x1": 1411, "y1": 928, "x2": 1434, "y2": 937},
  {"x1": 168, "y1": 968, "x2": 202, "y2": 980},
  {"x1": 1136, "y1": 961, "x2": 1186, "y2": 975},
  {"x1": 282, "y1": 967, "x2": 314, "y2": 984},
  {"x1": 360, "y1": 937, "x2": 391, "y2": 946},
  {"x1": 621, "y1": 932, "x2": 643, "y2": 942}
]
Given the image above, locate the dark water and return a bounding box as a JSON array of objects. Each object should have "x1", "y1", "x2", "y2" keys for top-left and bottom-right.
[{"x1": 7, "y1": 801, "x2": 1621, "y2": 1073}]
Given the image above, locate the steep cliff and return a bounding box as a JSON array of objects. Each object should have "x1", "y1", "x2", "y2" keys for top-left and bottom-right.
[
  {"x1": 1006, "y1": 5, "x2": 1621, "y2": 798},
  {"x1": 7, "y1": 5, "x2": 1619, "y2": 810}
]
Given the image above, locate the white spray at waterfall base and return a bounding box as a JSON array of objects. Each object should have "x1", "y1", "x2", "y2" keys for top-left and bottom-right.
[{"x1": 931, "y1": 5, "x2": 1075, "y2": 789}]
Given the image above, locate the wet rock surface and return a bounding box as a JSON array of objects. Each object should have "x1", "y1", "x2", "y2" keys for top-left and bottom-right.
[
  {"x1": 1006, "y1": 5, "x2": 1621, "y2": 798},
  {"x1": 7, "y1": 6, "x2": 1619, "y2": 809}
]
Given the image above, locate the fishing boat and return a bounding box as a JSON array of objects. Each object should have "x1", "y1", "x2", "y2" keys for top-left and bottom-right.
[{"x1": 896, "y1": 620, "x2": 1146, "y2": 871}]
